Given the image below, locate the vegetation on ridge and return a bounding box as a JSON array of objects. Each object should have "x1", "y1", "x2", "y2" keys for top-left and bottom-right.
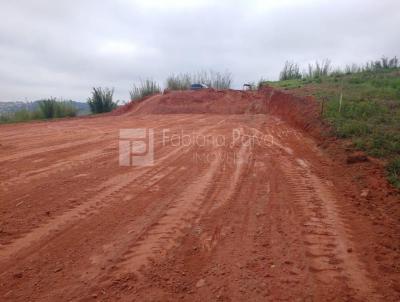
[{"x1": 264, "y1": 56, "x2": 400, "y2": 188}]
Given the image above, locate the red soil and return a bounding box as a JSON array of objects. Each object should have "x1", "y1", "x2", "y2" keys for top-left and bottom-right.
[{"x1": 0, "y1": 88, "x2": 399, "y2": 301}]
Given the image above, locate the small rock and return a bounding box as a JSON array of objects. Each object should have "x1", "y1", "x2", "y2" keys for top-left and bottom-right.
[
  {"x1": 347, "y1": 248, "x2": 353, "y2": 253},
  {"x1": 196, "y1": 278, "x2": 206, "y2": 288},
  {"x1": 360, "y1": 189, "x2": 370, "y2": 198}
]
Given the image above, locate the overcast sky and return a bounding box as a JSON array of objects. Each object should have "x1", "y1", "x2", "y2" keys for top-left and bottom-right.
[{"x1": 0, "y1": 0, "x2": 399, "y2": 102}]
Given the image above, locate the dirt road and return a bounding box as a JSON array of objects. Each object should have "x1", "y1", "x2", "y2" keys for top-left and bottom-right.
[{"x1": 0, "y1": 91, "x2": 399, "y2": 301}]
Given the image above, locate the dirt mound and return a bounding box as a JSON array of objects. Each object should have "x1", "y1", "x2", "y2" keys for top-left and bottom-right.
[
  {"x1": 117, "y1": 87, "x2": 325, "y2": 137},
  {"x1": 124, "y1": 89, "x2": 267, "y2": 115},
  {"x1": 262, "y1": 86, "x2": 326, "y2": 136}
]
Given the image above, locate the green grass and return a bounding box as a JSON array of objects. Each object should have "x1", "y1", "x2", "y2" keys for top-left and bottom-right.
[
  {"x1": 129, "y1": 79, "x2": 161, "y2": 101},
  {"x1": 165, "y1": 70, "x2": 232, "y2": 90},
  {"x1": 264, "y1": 78, "x2": 308, "y2": 89},
  {"x1": 0, "y1": 109, "x2": 39, "y2": 123},
  {"x1": 262, "y1": 68, "x2": 400, "y2": 188},
  {"x1": 387, "y1": 158, "x2": 400, "y2": 188}
]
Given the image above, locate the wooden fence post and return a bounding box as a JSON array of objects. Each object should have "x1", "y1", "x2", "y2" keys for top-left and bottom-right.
[{"x1": 339, "y1": 79, "x2": 343, "y2": 113}]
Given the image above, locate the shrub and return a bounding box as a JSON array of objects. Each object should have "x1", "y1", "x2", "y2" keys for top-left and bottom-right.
[
  {"x1": 54, "y1": 101, "x2": 78, "y2": 117},
  {"x1": 129, "y1": 79, "x2": 161, "y2": 101},
  {"x1": 305, "y1": 59, "x2": 331, "y2": 79},
  {"x1": 279, "y1": 61, "x2": 302, "y2": 81},
  {"x1": 87, "y1": 87, "x2": 117, "y2": 113},
  {"x1": 166, "y1": 73, "x2": 191, "y2": 90},
  {"x1": 38, "y1": 99, "x2": 57, "y2": 118},
  {"x1": 203, "y1": 70, "x2": 232, "y2": 89},
  {"x1": 37, "y1": 98, "x2": 77, "y2": 119}
]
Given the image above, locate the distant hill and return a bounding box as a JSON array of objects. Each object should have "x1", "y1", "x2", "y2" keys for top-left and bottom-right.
[{"x1": 0, "y1": 100, "x2": 90, "y2": 115}]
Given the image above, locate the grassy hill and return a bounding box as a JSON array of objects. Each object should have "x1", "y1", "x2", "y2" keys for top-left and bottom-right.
[{"x1": 262, "y1": 67, "x2": 400, "y2": 188}]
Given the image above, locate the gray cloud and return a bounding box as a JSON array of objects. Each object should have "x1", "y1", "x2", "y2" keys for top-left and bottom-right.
[{"x1": 0, "y1": 0, "x2": 399, "y2": 101}]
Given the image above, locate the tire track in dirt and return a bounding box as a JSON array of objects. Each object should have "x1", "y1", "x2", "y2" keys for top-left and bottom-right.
[
  {"x1": 206, "y1": 130, "x2": 251, "y2": 213},
  {"x1": 0, "y1": 115, "x2": 194, "y2": 166},
  {"x1": 0, "y1": 139, "x2": 180, "y2": 245},
  {"x1": 252, "y1": 120, "x2": 380, "y2": 299},
  {"x1": 194, "y1": 123, "x2": 274, "y2": 253},
  {"x1": 280, "y1": 155, "x2": 381, "y2": 300},
  {"x1": 76, "y1": 123, "x2": 234, "y2": 286},
  {"x1": 79, "y1": 170, "x2": 199, "y2": 284},
  {"x1": 115, "y1": 153, "x2": 222, "y2": 275},
  {"x1": 107, "y1": 119, "x2": 237, "y2": 276},
  {"x1": 198, "y1": 141, "x2": 252, "y2": 252},
  {"x1": 230, "y1": 121, "x2": 382, "y2": 300},
  {"x1": 0, "y1": 150, "x2": 202, "y2": 302},
  {"x1": 0, "y1": 166, "x2": 167, "y2": 264},
  {"x1": 0, "y1": 121, "x2": 219, "y2": 265},
  {"x1": 0, "y1": 116, "x2": 211, "y2": 237},
  {"x1": 0, "y1": 148, "x2": 111, "y2": 188},
  {"x1": 0, "y1": 131, "x2": 179, "y2": 189},
  {"x1": 0, "y1": 137, "x2": 103, "y2": 164},
  {"x1": 0, "y1": 146, "x2": 192, "y2": 265},
  {"x1": 190, "y1": 148, "x2": 266, "y2": 301}
]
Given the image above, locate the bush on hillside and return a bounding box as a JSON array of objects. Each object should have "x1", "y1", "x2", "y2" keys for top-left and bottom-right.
[
  {"x1": 129, "y1": 79, "x2": 161, "y2": 102},
  {"x1": 305, "y1": 60, "x2": 331, "y2": 79},
  {"x1": 87, "y1": 87, "x2": 117, "y2": 113},
  {"x1": 37, "y1": 98, "x2": 77, "y2": 118},
  {"x1": 279, "y1": 61, "x2": 302, "y2": 81}
]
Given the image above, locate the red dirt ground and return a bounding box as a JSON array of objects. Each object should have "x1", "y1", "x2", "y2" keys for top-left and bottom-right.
[{"x1": 0, "y1": 88, "x2": 399, "y2": 301}]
